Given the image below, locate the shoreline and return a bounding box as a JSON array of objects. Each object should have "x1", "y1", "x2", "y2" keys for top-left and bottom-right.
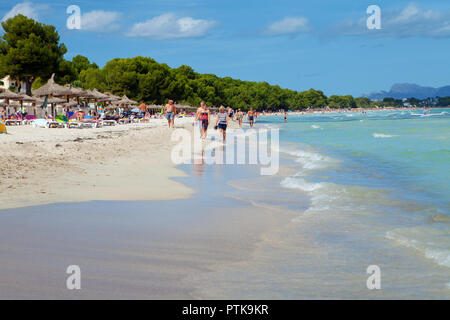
[
  {"x1": 0, "y1": 119, "x2": 195, "y2": 210},
  {"x1": 0, "y1": 148, "x2": 297, "y2": 299}
]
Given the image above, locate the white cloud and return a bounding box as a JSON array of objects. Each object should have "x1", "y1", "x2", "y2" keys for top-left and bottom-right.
[
  {"x1": 334, "y1": 3, "x2": 450, "y2": 38},
  {"x1": 80, "y1": 10, "x2": 121, "y2": 32},
  {"x1": 264, "y1": 17, "x2": 310, "y2": 36},
  {"x1": 1, "y1": 2, "x2": 40, "y2": 22},
  {"x1": 127, "y1": 13, "x2": 217, "y2": 39}
]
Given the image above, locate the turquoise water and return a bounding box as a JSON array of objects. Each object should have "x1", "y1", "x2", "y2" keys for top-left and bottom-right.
[
  {"x1": 271, "y1": 109, "x2": 450, "y2": 267},
  {"x1": 189, "y1": 108, "x2": 450, "y2": 299}
]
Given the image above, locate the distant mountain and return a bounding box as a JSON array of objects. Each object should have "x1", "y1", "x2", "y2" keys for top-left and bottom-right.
[{"x1": 364, "y1": 83, "x2": 450, "y2": 100}]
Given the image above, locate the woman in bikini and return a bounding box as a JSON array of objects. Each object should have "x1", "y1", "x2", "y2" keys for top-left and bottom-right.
[{"x1": 236, "y1": 109, "x2": 243, "y2": 128}]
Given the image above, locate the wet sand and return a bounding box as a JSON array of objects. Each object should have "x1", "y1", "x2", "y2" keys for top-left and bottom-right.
[{"x1": 0, "y1": 196, "x2": 293, "y2": 299}]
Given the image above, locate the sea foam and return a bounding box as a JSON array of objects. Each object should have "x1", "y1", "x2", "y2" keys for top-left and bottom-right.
[{"x1": 373, "y1": 133, "x2": 395, "y2": 138}]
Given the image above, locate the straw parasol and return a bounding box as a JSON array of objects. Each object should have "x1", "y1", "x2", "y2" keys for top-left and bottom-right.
[
  {"x1": 33, "y1": 74, "x2": 72, "y2": 97},
  {"x1": 0, "y1": 91, "x2": 22, "y2": 117},
  {"x1": 0, "y1": 89, "x2": 22, "y2": 100},
  {"x1": 81, "y1": 89, "x2": 98, "y2": 100},
  {"x1": 34, "y1": 96, "x2": 67, "y2": 117},
  {"x1": 18, "y1": 93, "x2": 36, "y2": 102},
  {"x1": 118, "y1": 95, "x2": 138, "y2": 105},
  {"x1": 48, "y1": 97, "x2": 66, "y2": 104},
  {"x1": 102, "y1": 92, "x2": 121, "y2": 102},
  {"x1": 64, "y1": 101, "x2": 79, "y2": 108}
]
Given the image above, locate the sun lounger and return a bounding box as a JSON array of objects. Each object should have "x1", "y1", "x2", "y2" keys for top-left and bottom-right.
[
  {"x1": 47, "y1": 121, "x2": 65, "y2": 128},
  {"x1": 5, "y1": 119, "x2": 22, "y2": 126},
  {"x1": 80, "y1": 122, "x2": 96, "y2": 128},
  {"x1": 67, "y1": 121, "x2": 82, "y2": 129},
  {"x1": 23, "y1": 115, "x2": 37, "y2": 125},
  {"x1": 101, "y1": 120, "x2": 116, "y2": 126},
  {"x1": 32, "y1": 119, "x2": 48, "y2": 128},
  {"x1": 118, "y1": 118, "x2": 131, "y2": 124}
]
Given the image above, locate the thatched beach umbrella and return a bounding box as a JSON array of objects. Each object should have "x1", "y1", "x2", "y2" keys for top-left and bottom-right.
[
  {"x1": 0, "y1": 89, "x2": 21, "y2": 101},
  {"x1": 92, "y1": 89, "x2": 110, "y2": 101},
  {"x1": 35, "y1": 96, "x2": 66, "y2": 117},
  {"x1": 81, "y1": 90, "x2": 97, "y2": 100},
  {"x1": 146, "y1": 104, "x2": 163, "y2": 114},
  {"x1": 64, "y1": 84, "x2": 85, "y2": 98},
  {"x1": 33, "y1": 74, "x2": 73, "y2": 117},
  {"x1": 64, "y1": 101, "x2": 79, "y2": 108},
  {"x1": 18, "y1": 93, "x2": 36, "y2": 102},
  {"x1": 17, "y1": 93, "x2": 37, "y2": 115},
  {"x1": 33, "y1": 74, "x2": 72, "y2": 97},
  {"x1": 120, "y1": 95, "x2": 138, "y2": 105},
  {"x1": 0, "y1": 90, "x2": 22, "y2": 117}
]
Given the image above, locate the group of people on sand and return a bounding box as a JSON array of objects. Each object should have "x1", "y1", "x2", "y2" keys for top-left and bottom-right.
[
  {"x1": 163, "y1": 100, "x2": 258, "y2": 143},
  {"x1": 232, "y1": 108, "x2": 257, "y2": 128},
  {"x1": 194, "y1": 102, "x2": 229, "y2": 142}
]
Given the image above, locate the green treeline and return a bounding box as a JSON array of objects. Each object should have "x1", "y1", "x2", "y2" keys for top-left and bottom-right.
[{"x1": 1, "y1": 15, "x2": 450, "y2": 110}]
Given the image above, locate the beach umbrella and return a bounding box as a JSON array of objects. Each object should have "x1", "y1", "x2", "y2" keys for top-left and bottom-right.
[
  {"x1": 0, "y1": 89, "x2": 22, "y2": 101},
  {"x1": 46, "y1": 97, "x2": 66, "y2": 104},
  {"x1": 64, "y1": 84, "x2": 87, "y2": 98},
  {"x1": 18, "y1": 93, "x2": 36, "y2": 102},
  {"x1": 81, "y1": 89, "x2": 98, "y2": 100},
  {"x1": 34, "y1": 96, "x2": 66, "y2": 117},
  {"x1": 16, "y1": 93, "x2": 37, "y2": 115},
  {"x1": 121, "y1": 95, "x2": 138, "y2": 105},
  {"x1": 33, "y1": 74, "x2": 72, "y2": 97},
  {"x1": 64, "y1": 101, "x2": 79, "y2": 107},
  {"x1": 101, "y1": 92, "x2": 120, "y2": 102},
  {"x1": 92, "y1": 88, "x2": 110, "y2": 101}
]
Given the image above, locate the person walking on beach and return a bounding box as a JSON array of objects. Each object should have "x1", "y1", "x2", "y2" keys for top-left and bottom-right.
[
  {"x1": 227, "y1": 107, "x2": 234, "y2": 120},
  {"x1": 195, "y1": 105, "x2": 203, "y2": 134},
  {"x1": 199, "y1": 102, "x2": 210, "y2": 139},
  {"x1": 236, "y1": 109, "x2": 243, "y2": 128},
  {"x1": 139, "y1": 101, "x2": 147, "y2": 117},
  {"x1": 284, "y1": 111, "x2": 287, "y2": 122},
  {"x1": 215, "y1": 106, "x2": 229, "y2": 142},
  {"x1": 248, "y1": 108, "x2": 255, "y2": 128},
  {"x1": 165, "y1": 100, "x2": 176, "y2": 128}
]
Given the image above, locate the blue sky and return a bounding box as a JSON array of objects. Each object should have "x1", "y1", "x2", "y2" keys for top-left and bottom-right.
[{"x1": 1, "y1": 0, "x2": 450, "y2": 96}]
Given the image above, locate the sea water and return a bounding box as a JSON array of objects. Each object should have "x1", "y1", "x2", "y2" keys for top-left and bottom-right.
[{"x1": 188, "y1": 108, "x2": 450, "y2": 299}]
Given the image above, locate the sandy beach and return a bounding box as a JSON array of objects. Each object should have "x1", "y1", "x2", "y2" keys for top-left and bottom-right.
[
  {"x1": 0, "y1": 121, "x2": 295, "y2": 299},
  {"x1": 0, "y1": 119, "x2": 196, "y2": 210}
]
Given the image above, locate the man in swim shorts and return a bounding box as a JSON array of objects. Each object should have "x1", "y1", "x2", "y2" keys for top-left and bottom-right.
[
  {"x1": 165, "y1": 100, "x2": 176, "y2": 128},
  {"x1": 248, "y1": 108, "x2": 255, "y2": 128}
]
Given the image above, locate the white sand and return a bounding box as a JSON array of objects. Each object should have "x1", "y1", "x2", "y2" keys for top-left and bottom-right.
[{"x1": 0, "y1": 118, "x2": 195, "y2": 210}]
